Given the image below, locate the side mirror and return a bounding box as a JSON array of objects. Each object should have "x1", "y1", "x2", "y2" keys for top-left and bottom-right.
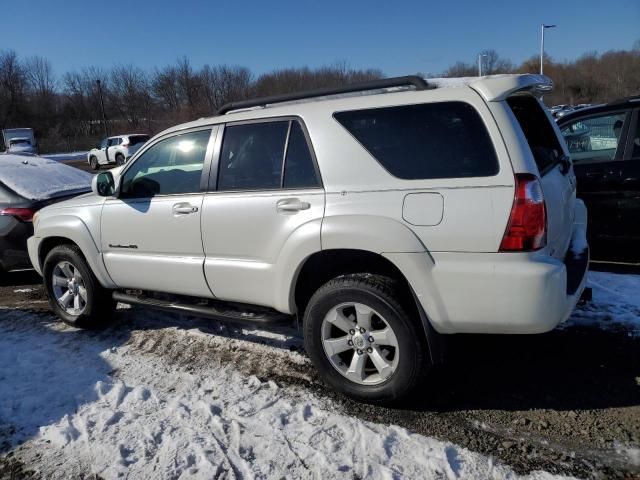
[{"x1": 92, "y1": 171, "x2": 116, "y2": 197}]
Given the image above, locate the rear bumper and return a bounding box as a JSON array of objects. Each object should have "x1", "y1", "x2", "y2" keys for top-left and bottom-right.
[{"x1": 385, "y1": 200, "x2": 589, "y2": 334}]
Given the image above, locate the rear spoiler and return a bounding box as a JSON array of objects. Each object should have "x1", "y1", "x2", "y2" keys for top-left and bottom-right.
[{"x1": 428, "y1": 74, "x2": 553, "y2": 102}]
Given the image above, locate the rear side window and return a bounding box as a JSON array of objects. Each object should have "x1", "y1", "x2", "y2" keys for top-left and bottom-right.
[
  {"x1": 507, "y1": 96, "x2": 564, "y2": 174},
  {"x1": 334, "y1": 102, "x2": 498, "y2": 180},
  {"x1": 284, "y1": 122, "x2": 320, "y2": 189},
  {"x1": 217, "y1": 120, "x2": 320, "y2": 191},
  {"x1": 128, "y1": 135, "x2": 150, "y2": 146}
]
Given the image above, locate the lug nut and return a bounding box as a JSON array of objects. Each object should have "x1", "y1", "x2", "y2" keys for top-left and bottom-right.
[
  {"x1": 359, "y1": 327, "x2": 366, "y2": 334},
  {"x1": 368, "y1": 336, "x2": 374, "y2": 343},
  {"x1": 347, "y1": 339, "x2": 353, "y2": 346},
  {"x1": 367, "y1": 347, "x2": 373, "y2": 353},
  {"x1": 357, "y1": 349, "x2": 363, "y2": 355},
  {"x1": 349, "y1": 329, "x2": 355, "y2": 335}
]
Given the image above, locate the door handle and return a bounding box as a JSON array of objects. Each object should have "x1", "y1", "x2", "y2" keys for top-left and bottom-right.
[
  {"x1": 173, "y1": 203, "x2": 198, "y2": 214},
  {"x1": 276, "y1": 199, "x2": 311, "y2": 213}
]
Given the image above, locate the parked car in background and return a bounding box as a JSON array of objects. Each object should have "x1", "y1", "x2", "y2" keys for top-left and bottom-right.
[
  {"x1": 0, "y1": 154, "x2": 91, "y2": 273},
  {"x1": 87, "y1": 134, "x2": 150, "y2": 169},
  {"x1": 28, "y1": 74, "x2": 588, "y2": 404},
  {"x1": 558, "y1": 96, "x2": 640, "y2": 263},
  {"x1": 2, "y1": 128, "x2": 38, "y2": 154}
]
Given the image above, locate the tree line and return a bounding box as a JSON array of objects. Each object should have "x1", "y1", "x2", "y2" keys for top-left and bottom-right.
[{"x1": 1, "y1": 43, "x2": 639, "y2": 153}]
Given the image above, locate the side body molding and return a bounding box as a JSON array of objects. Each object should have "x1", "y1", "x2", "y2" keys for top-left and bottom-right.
[{"x1": 34, "y1": 215, "x2": 117, "y2": 288}]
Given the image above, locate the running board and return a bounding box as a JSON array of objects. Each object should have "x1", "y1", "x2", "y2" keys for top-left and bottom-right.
[{"x1": 112, "y1": 291, "x2": 293, "y2": 326}]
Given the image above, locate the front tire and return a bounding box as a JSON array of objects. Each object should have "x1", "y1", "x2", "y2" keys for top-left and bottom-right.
[
  {"x1": 89, "y1": 156, "x2": 99, "y2": 170},
  {"x1": 115, "y1": 153, "x2": 125, "y2": 166},
  {"x1": 43, "y1": 245, "x2": 115, "y2": 328},
  {"x1": 303, "y1": 274, "x2": 429, "y2": 404}
]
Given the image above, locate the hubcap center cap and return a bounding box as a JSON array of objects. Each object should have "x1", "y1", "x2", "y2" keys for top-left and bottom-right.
[{"x1": 352, "y1": 334, "x2": 366, "y2": 349}]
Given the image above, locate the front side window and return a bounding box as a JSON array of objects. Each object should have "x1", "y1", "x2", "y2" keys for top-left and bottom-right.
[
  {"x1": 334, "y1": 102, "x2": 499, "y2": 180},
  {"x1": 100, "y1": 138, "x2": 108, "y2": 149},
  {"x1": 120, "y1": 129, "x2": 211, "y2": 198},
  {"x1": 561, "y1": 112, "x2": 627, "y2": 164}
]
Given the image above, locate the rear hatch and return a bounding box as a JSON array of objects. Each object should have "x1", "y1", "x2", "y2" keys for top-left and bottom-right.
[{"x1": 506, "y1": 95, "x2": 576, "y2": 259}]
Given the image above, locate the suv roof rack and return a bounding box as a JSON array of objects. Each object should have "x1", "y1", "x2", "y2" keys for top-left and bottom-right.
[{"x1": 217, "y1": 75, "x2": 430, "y2": 115}]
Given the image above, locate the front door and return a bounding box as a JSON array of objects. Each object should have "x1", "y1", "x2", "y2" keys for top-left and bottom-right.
[
  {"x1": 201, "y1": 119, "x2": 324, "y2": 311},
  {"x1": 561, "y1": 110, "x2": 630, "y2": 260},
  {"x1": 101, "y1": 128, "x2": 216, "y2": 297}
]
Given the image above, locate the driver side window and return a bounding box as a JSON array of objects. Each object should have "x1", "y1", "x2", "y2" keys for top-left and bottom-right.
[{"x1": 120, "y1": 129, "x2": 211, "y2": 198}]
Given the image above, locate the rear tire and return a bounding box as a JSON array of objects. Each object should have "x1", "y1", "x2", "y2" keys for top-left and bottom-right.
[
  {"x1": 303, "y1": 274, "x2": 429, "y2": 405},
  {"x1": 43, "y1": 245, "x2": 115, "y2": 328},
  {"x1": 89, "y1": 156, "x2": 99, "y2": 170}
]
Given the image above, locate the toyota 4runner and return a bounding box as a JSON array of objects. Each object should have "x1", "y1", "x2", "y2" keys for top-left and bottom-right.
[{"x1": 28, "y1": 75, "x2": 589, "y2": 404}]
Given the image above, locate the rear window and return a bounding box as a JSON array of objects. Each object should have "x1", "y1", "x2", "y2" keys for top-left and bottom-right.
[
  {"x1": 128, "y1": 135, "x2": 150, "y2": 146},
  {"x1": 334, "y1": 102, "x2": 499, "y2": 180},
  {"x1": 507, "y1": 95, "x2": 564, "y2": 174}
]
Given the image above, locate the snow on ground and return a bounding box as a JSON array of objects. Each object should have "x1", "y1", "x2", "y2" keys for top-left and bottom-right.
[
  {"x1": 2, "y1": 270, "x2": 638, "y2": 479},
  {"x1": 43, "y1": 151, "x2": 88, "y2": 162},
  {"x1": 563, "y1": 271, "x2": 640, "y2": 336},
  {"x1": 0, "y1": 311, "x2": 564, "y2": 480}
]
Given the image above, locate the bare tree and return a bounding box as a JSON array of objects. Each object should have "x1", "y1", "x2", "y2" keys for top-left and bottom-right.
[{"x1": 0, "y1": 50, "x2": 27, "y2": 129}]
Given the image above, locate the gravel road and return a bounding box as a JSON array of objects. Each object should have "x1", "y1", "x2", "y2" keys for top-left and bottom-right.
[{"x1": 0, "y1": 269, "x2": 638, "y2": 479}]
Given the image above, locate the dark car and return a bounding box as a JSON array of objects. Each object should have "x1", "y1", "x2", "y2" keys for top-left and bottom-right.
[
  {"x1": 0, "y1": 154, "x2": 91, "y2": 273},
  {"x1": 558, "y1": 96, "x2": 640, "y2": 263}
]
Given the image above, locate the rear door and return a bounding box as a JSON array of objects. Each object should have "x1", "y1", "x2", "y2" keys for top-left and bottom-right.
[
  {"x1": 559, "y1": 109, "x2": 631, "y2": 259},
  {"x1": 101, "y1": 128, "x2": 216, "y2": 297},
  {"x1": 507, "y1": 95, "x2": 576, "y2": 259},
  {"x1": 201, "y1": 118, "x2": 324, "y2": 309}
]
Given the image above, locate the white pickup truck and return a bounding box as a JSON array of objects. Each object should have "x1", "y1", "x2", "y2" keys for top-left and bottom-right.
[{"x1": 28, "y1": 75, "x2": 589, "y2": 404}]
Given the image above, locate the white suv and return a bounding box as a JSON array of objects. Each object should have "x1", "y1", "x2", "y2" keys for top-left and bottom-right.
[
  {"x1": 28, "y1": 75, "x2": 588, "y2": 404},
  {"x1": 87, "y1": 134, "x2": 150, "y2": 169}
]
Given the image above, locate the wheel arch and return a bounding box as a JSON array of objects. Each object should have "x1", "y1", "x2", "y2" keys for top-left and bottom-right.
[
  {"x1": 293, "y1": 248, "x2": 444, "y2": 364},
  {"x1": 36, "y1": 215, "x2": 116, "y2": 288}
]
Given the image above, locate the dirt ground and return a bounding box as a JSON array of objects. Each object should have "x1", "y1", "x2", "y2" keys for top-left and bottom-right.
[{"x1": 0, "y1": 269, "x2": 638, "y2": 479}]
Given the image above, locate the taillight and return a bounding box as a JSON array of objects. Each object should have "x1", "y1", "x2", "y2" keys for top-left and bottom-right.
[
  {"x1": 121, "y1": 142, "x2": 129, "y2": 147},
  {"x1": 0, "y1": 207, "x2": 37, "y2": 222},
  {"x1": 499, "y1": 174, "x2": 547, "y2": 252}
]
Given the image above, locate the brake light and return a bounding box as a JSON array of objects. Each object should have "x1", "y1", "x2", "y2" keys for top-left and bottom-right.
[
  {"x1": 499, "y1": 174, "x2": 547, "y2": 252},
  {"x1": 0, "y1": 207, "x2": 36, "y2": 222},
  {"x1": 121, "y1": 142, "x2": 129, "y2": 147}
]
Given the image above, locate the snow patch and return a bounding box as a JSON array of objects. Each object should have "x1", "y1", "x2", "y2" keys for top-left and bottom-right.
[
  {"x1": 0, "y1": 311, "x2": 564, "y2": 479},
  {"x1": 0, "y1": 154, "x2": 91, "y2": 200}
]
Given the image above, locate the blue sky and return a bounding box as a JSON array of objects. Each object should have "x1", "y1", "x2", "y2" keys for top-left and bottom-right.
[{"x1": 3, "y1": 0, "x2": 639, "y2": 77}]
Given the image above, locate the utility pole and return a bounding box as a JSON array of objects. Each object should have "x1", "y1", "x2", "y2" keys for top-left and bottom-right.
[
  {"x1": 540, "y1": 24, "x2": 556, "y2": 75},
  {"x1": 96, "y1": 79, "x2": 109, "y2": 138},
  {"x1": 478, "y1": 54, "x2": 487, "y2": 77}
]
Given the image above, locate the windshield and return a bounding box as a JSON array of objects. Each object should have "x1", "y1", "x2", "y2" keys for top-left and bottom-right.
[{"x1": 10, "y1": 139, "x2": 31, "y2": 146}]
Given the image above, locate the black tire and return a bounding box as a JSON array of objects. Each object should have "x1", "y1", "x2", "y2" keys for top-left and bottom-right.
[
  {"x1": 303, "y1": 274, "x2": 430, "y2": 404},
  {"x1": 115, "y1": 153, "x2": 125, "y2": 166},
  {"x1": 43, "y1": 244, "x2": 115, "y2": 328},
  {"x1": 89, "y1": 156, "x2": 99, "y2": 170}
]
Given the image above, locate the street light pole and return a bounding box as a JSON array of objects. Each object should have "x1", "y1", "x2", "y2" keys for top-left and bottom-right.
[
  {"x1": 478, "y1": 54, "x2": 487, "y2": 77},
  {"x1": 540, "y1": 24, "x2": 556, "y2": 75},
  {"x1": 96, "y1": 79, "x2": 109, "y2": 138}
]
